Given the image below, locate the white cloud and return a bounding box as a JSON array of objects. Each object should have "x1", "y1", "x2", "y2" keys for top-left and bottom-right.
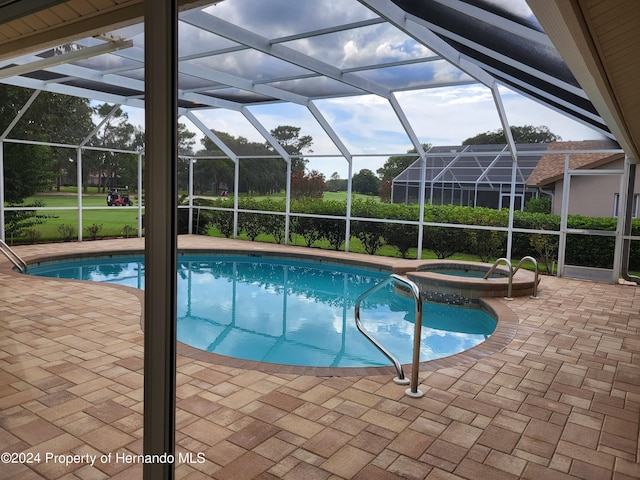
[
  {"x1": 125, "y1": 80, "x2": 605, "y2": 180},
  {"x1": 120, "y1": 0, "x2": 607, "y2": 180}
]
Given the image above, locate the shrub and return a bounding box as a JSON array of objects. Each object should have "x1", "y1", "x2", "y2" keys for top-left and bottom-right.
[
  {"x1": 211, "y1": 210, "x2": 235, "y2": 237},
  {"x1": 253, "y1": 199, "x2": 287, "y2": 243},
  {"x1": 351, "y1": 221, "x2": 386, "y2": 255},
  {"x1": 462, "y1": 207, "x2": 507, "y2": 261},
  {"x1": 24, "y1": 228, "x2": 41, "y2": 244},
  {"x1": 180, "y1": 195, "x2": 640, "y2": 268},
  {"x1": 122, "y1": 224, "x2": 136, "y2": 238},
  {"x1": 263, "y1": 214, "x2": 287, "y2": 244},
  {"x1": 85, "y1": 223, "x2": 103, "y2": 240},
  {"x1": 423, "y1": 226, "x2": 464, "y2": 259},
  {"x1": 530, "y1": 232, "x2": 558, "y2": 273},
  {"x1": 238, "y1": 211, "x2": 263, "y2": 241},
  {"x1": 4, "y1": 200, "x2": 55, "y2": 244},
  {"x1": 57, "y1": 224, "x2": 75, "y2": 241},
  {"x1": 422, "y1": 204, "x2": 469, "y2": 259},
  {"x1": 310, "y1": 200, "x2": 348, "y2": 250},
  {"x1": 318, "y1": 217, "x2": 347, "y2": 250},
  {"x1": 292, "y1": 216, "x2": 323, "y2": 247},
  {"x1": 525, "y1": 196, "x2": 552, "y2": 213},
  {"x1": 468, "y1": 229, "x2": 506, "y2": 262},
  {"x1": 378, "y1": 203, "x2": 419, "y2": 258}
]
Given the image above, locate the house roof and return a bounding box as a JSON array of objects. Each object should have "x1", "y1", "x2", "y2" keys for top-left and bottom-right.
[{"x1": 526, "y1": 139, "x2": 624, "y2": 187}]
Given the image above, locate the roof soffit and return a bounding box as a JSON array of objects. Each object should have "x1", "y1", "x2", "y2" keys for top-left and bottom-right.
[
  {"x1": 526, "y1": 0, "x2": 640, "y2": 161},
  {"x1": 0, "y1": 0, "x2": 215, "y2": 62}
]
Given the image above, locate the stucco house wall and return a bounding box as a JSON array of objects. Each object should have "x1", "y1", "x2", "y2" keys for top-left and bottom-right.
[
  {"x1": 548, "y1": 157, "x2": 640, "y2": 217},
  {"x1": 526, "y1": 140, "x2": 635, "y2": 218}
]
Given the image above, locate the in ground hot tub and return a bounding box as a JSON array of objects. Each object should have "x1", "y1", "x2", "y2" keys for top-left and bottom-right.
[{"x1": 397, "y1": 260, "x2": 538, "y2": 304}]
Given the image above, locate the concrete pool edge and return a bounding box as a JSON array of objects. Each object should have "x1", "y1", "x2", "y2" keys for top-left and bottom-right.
[{"x1": 6, "y1": 236, "x2": 521, "y2": 377}]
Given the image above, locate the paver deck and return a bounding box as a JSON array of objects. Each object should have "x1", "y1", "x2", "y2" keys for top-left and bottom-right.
[{"x1": 0, "y1": 236, "x2": 639, "y2": 479}]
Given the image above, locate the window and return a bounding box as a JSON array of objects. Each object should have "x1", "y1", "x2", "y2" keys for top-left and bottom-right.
[{"x1": 614, "y1": 193, "x2": 639, "y2": 217}]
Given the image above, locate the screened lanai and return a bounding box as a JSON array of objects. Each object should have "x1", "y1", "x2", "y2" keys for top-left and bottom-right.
[
  {"x1": 1, "y1": 2, "x2": 639, "y2": 478},
  {"x1": 0, "y1": 0, "x2": 630, "y2": 267},
  {"x1": 0, "y1": 0, "x2": 612, "y2": 135},
  {"x1": 391, "y1": 143, "x2": 550, "y2": 208}
]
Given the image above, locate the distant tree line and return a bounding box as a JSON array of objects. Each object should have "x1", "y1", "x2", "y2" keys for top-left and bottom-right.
[
  {"x1": 185, "y1": 125, "x2": 315, "y2": 196},
  {"x1": 0, "y1": 85, "x2": 324, "y2": 203},
  {"x1": 1, "y1": 83, "x2": 560, "y2": 209}
]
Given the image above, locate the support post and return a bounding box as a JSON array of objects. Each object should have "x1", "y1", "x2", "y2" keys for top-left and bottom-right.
[
  {"x1": 491, "y1": 85, "x2": 517, "y2": 260},
  {"x1": 345, "y1": 159, "x2": 353, "y2": 251},
  {"x1": 143, "y1": 0, "x2": 178, "y2": 479},
  {"x1": 188, "y1": 158, "x2": 194, "y2": 234},
  {"x1": 77, "y1": 148, "x2": 83, "y2": 241},
  {"x1": 138, "y1": 152, "x2": 143, "y2": 237},
  {"x1": 284, "y1": 158, "x2": 291, "y2": 244},
  {"x1": 417, "y1": 156, "x2": 426, "y2": 258},
  {"x1": 233, "y1": 159, "x2": 239, "y2": 238},
  {"x1": 0, "y1": 145, "x2": 4, "y2": 241},
  {"x1": 557, "y1": 155, "x2": 571, "y2": 277},
  {"x1": 619, "y1": 157, "x2": 638, "y2": 282}
]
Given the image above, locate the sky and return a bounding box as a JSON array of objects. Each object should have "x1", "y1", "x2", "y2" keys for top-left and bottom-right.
[
  {"x1": 121, "y1": 0, "x2": 607, "y2": 179},
  {"x1": 123, "y1": 82, "x2": 604, "y2": 180}
]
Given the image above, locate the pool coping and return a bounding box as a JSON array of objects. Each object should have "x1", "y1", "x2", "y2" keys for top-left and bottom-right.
[{"x1": 4, "y1": 237, "x2": 520, "y2": 377}]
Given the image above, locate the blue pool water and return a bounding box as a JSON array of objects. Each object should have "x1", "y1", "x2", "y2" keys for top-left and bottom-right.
[{"x1": 28, "y1": 254, "x2": 496, "y2": 368}]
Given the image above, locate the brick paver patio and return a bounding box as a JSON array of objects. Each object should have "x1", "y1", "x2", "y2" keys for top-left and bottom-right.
[{"x1": 0, "y1": 236, "x2": 638, "y2": 479}]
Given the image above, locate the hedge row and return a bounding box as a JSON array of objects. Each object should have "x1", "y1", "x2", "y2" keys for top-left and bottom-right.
[{"x1": 187, "y1": 197, "x2": 640, "y2": 270}]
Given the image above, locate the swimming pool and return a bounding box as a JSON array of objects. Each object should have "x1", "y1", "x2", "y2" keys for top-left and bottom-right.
[{"x1": 27, "y1": 254, "x2": 496, "y2": 368}]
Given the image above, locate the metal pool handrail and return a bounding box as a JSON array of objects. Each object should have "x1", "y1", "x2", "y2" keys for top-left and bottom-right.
[
  {"x1": 484, "y1": 257, "x2": 513, "y2": 300},
  {"x1": 0, "y1": 238, "x2": 27, "y2": 273},
  {"x1": 355, "y1": 273, "x2": 424, "y2": 398},
  {"x1": 513, "y1": 256, "x2": 539, "y2": 298}
]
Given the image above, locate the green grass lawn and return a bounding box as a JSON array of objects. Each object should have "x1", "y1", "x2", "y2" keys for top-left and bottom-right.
[
  {"x1": 7, "y1": 192, "x2": 482, "y2": 261},
  {"x1": 8, "y1": 192, "x2": 456, "y2": 260},
  {"x1": 6, "y1": 194, "x2": 141, "y2": 243},
  {"x1": 5, "y1": 192, "x2": 540, "y2": 269}
]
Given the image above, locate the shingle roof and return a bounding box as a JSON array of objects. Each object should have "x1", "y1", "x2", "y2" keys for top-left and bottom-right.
[{"x1": 526, "y1": 140, "x2": 623, "y2": 187}]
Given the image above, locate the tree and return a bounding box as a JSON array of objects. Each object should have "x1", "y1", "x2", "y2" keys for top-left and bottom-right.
[
  {"x1": 267, "y1": 125, "x2": 313, "y2": 172},
  {"x1": 377, "y1": 144, "x2": 431, "y2": 181},
  {"x1": 198, "y1": 126, "x2": 314, "y2": 195},
  {"x1": 290, "y1": 169, "x2": 325, "y2": 200},
  {"x1": 352, "y1": 169, "x2": 380, "y2": 196},
  {"x1": 377, "y1": 144, "x2": 430, "y2": 201},
  {"x1": 177, "y1": 122, "x2": 196, "y2": 155},
  {"x1": 462, "y1": 125, "x2": 561, "y2": 145},
  {"x1": 200, "y1": 130, "x2": 284, "y2": 195},
  {"x1": 0, "y1": 87, "x2": 95, "y2": 202},
  {"x1": 85, "y1": 104, "x2": 138, "y2": 192},
  {"x1": 40, "y1": 94, "x2": 94, "y2": 191},
  {"x1": 326, "y1": 172, "x2": 347, "y2": 192}
]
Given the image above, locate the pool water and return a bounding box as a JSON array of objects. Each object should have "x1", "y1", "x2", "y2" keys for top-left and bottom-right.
[{"x1": 28, "y1": 254, "x2": 496, "y2": 368}]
